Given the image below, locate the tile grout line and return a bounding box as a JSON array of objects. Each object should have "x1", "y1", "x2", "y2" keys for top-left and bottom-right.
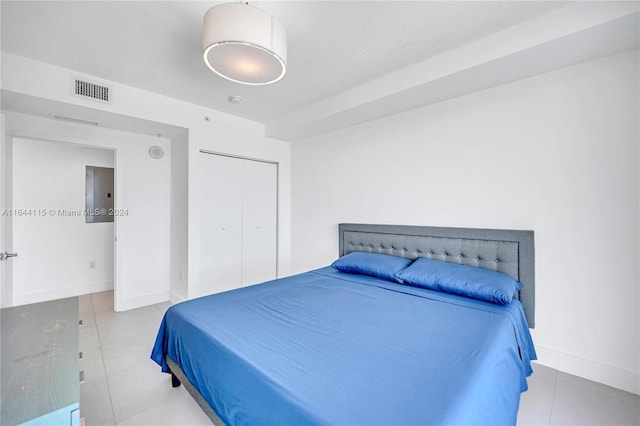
[
  {"x1": 91, "y1": 293, "x2": 118, "y2": 426},
  {"x1": 98, "y1": 336, "x2": 118, "y2": 426},
  {"x1": 113, "y1": 393, "x2": 174, "y2": 425},
  {"x1": 81, "y1": 292, "x2": 178, "y2": 425},
  {"x1": 546, "y1": 369, "x2": 559, "y2": 425},
  {"x1": 555, "y1": 371, "x2": 640, "y2": 408}
]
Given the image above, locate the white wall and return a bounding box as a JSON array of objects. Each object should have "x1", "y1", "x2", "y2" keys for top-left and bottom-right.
[
  {"x1": 11, "y1": 137, "x2": 114, "y2": 304},
  {"x1": 4, "y1": 112, "x2": 171, "y2": 311},
  {"x1": 170, "y1": 129, "x2": 189, "y2": 303},
  {"x1": 1, "y1": 53, "x2": 291, "y2": 310},
  {"x1": 291, "y1": 49, "x2": 639, "y2": 394}
]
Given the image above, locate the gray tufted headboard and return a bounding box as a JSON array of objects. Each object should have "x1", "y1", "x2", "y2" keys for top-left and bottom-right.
[{"x1": 338, "y1": 223, "x2": 535, "y2": 328}]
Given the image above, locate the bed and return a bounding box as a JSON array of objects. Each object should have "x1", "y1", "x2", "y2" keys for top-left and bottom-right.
[{"x1": 152, "y1": 223, "x2": 536, "y2": 425}]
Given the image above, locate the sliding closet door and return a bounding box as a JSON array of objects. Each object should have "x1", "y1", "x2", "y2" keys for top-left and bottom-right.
[
  {"x1": 198, "y1": 152, "x2": 278, "y2": 297},
  {"x1": 198, "y1": 153, "x2": 243, "y2": 296},
  {"x1": 241, "y1": 160, "x2": 277, "y2": 286}
]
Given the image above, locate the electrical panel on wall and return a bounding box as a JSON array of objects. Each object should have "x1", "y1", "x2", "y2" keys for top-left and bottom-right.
[{"x1": 85, "y1": 166, "x2": 114, "y2": 223}]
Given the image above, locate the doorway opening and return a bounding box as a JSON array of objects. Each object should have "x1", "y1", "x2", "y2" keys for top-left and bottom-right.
[{"x1": 6, "y1": 136, "x2": 116, "y2": 306}]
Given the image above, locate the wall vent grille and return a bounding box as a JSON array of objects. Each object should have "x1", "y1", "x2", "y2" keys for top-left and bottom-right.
[{"x1": 73, "y1": 79, "x2": 111, "y2": 102}]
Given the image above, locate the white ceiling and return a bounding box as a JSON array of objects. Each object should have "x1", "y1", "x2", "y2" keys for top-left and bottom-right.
[
  {"x1": 1, "y1": 1, "x2": 638, "y2": 141},
  {"x1": 1, "y1": 2, "x2": 567, "y2": 118}
]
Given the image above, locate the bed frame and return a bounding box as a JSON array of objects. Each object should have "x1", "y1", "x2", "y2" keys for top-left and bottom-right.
[{"x1": 168, "y1": 223, "x2": 535, "y2": 425}]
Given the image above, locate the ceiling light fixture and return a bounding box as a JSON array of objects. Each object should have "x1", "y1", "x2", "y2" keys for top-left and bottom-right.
[{"x1": 202, "y1": 2, "x2": 287, "y2": 86}]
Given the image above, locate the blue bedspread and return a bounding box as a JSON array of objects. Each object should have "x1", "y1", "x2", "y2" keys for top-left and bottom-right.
[{"x1": 152, "y1": 267, "x2": 536, "y2": 426}]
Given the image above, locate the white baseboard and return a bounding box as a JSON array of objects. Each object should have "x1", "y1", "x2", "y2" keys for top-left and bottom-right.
[
  {"x1": 116, "y1": 290, "x2": 169, "y2": 312},
  {"x1": 12, "y1": 281, "x2": 113, "y2": 307},
  {"x1": 169, "y1": 291, "x2": 186, "y2": 305},
  {"x1": 534, "y1": 344, "x2": 639, "y2": 395}
]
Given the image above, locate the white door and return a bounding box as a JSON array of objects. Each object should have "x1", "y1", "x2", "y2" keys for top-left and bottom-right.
[
  {"x1": 198, "y1": 152, "x2": 278, "y2": 295},
  {"x1": 241, "y1": 160, "x2": 277, "y2": 285},
  {"x1": 0, "y1": 114, "x2": 7, "y2": 306},
  {"x1": 0, "y1": 115, "x2": 17, "y2": 307},
  {"x1": 198, "y1": 153, "x2": 243, "y2": 296}
]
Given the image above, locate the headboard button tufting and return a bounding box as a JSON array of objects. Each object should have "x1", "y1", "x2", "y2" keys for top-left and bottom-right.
[{"x1": 338, "y1": 224, "x2": 535, "y2": 328}]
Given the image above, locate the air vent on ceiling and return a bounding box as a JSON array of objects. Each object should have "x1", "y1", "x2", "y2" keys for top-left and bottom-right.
[{"x1": 72, "y1": 78, "x2": 112, "y2": 103}]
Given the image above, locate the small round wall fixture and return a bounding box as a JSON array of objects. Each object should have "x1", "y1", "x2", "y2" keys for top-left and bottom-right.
[
  {"x1": 149, "y1": 146, "x2": 164, "y2": 159},
  {"x1": 202, "y1": 3, "x2": 287, "y2": 85}
]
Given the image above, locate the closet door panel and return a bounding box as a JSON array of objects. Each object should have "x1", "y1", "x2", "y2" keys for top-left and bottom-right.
[
  {"x1": 241, "y1": 160, "x2": 277, "y2": 286},
  {"x1": 198, "y1": 154, "x2": 242, "y2": 296}
]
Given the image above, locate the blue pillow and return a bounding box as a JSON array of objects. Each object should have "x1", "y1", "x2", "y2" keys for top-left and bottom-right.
[
  {"x1": 395, "y1": 257, "x2": 522, "y2": 305},
  {"x1": 331, "y1": 252, "x2": 412, "y2": 283}
]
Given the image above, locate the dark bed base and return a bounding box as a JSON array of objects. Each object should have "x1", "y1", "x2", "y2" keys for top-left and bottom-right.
[
  {"x1": 166, "y1": 355, "x2": 225, "y2": 425},
  {"x1": 171, "y1": 372, "x2": 181, "y2": 388}
]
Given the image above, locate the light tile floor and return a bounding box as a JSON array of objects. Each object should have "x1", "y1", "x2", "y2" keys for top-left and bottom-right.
[
  {"x1": 80, "y1": 291, "x2": 639, "y2": 426},
  {"x1": 79, "y1": 291, "x2": 211, "y2": 426}
]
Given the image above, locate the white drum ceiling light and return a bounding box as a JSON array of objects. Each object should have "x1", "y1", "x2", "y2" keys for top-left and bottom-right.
[{"x1": 202, "y1": 3, "x2": 287, "y2": 86}]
